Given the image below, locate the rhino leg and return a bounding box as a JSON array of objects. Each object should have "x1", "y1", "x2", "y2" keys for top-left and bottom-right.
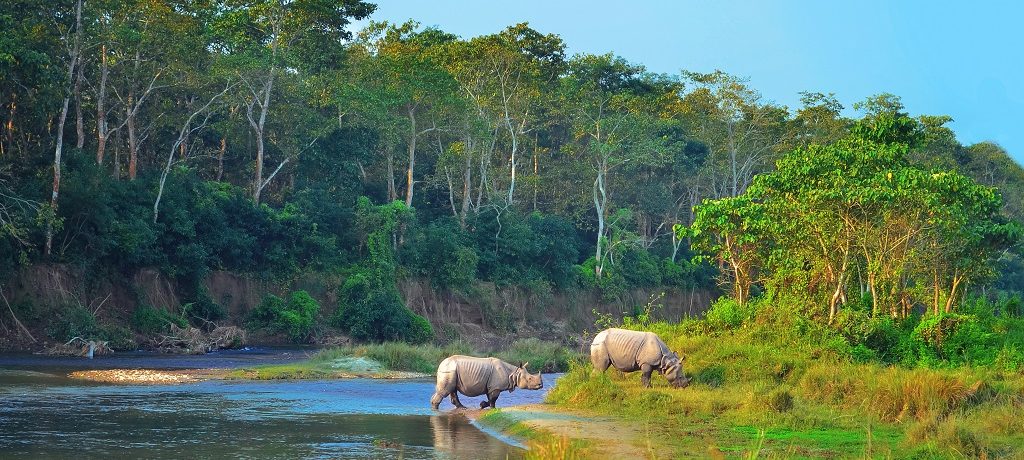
[
  {"x1": 430, "y1": 391, "x2": 445, "y2": 410},
  {"x1": 590, "y1": 345, "x2": 611, "y2": 375},
  {"x1": 640, "y1": 363, "x2": 654, "y2": 388},
  {"x1": 482, "y1": 389, "x2": 502, "y2": 409},
  {"x1": 450, "y1": 392, "x2": 466, "y2": 409}
]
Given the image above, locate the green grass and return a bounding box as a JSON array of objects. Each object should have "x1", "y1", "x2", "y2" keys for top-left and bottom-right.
[
  {"x1": 545, "y1": 320, "x2": 1024, "y2": 458},
  {"x1": 232, "y1": 339, "x2": 578, "y2": 379},
  {"x1": 477, "y1": 410, "x2": 592, "y2": 459}
]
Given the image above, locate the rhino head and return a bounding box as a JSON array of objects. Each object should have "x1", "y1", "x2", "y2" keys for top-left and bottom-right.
[
  {"x1": 510, "y1": 362, "x2": 544, "y2": 391},
  {"x1": 662, "y1": 352, "x2": 690, "y2": 389}
]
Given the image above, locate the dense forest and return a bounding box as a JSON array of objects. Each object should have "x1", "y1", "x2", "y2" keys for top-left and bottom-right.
[{"x1": 1, "y1": 0, "x2": 1022, "y2": 350}]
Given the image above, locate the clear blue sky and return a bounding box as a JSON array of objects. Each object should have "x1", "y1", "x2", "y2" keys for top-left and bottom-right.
[{"x1": 363, "y1": 0, "x2": 1024, "y2": 165}]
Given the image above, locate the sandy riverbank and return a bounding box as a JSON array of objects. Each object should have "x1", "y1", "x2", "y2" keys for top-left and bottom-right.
[{"x1": 468, "y1": 403, "x2": 656, "y2": 459}]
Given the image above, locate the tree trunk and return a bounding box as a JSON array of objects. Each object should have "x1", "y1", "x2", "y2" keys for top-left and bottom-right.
[
  {"x1": 216, "y1": 136, "x2": 226, "y2": 181},
  {"x1": 248, "y1": 42, "x2": 276, "y2": 204},
  {"x1": 386, "y1": 147, "x2": 396, "y2": 202},
  {"x1": 460, "y1": 136, "x2": 473, "y2": 228},
  {"x1": 96, "y1": 45, "x2": 109, "y2": 165},
  {"x1": 127, "y1": 92, "x2": 138, "y2": 180},
  {"x1": 405, "y1": 107, "x2": 416, "y2": 207},
  {"x1": 945, "y1": 273, "x2": 963, "y2": 314},
  {"x1": 532, "y1": 137, "x2": 539, "y2": 212},
  {"x1": 45, "y1": 0, "x2": 83, "y2": 256},
  {"x1": 46, "y1": 97, "x2": 72, "y2": 256},
  {"x1": 74, "y1": 52, "x2": 84, "y2": 150},
  {"x1": 251, "y1": 114, "x2": 265, "y2": 202},
  {"x1": 593, "y1": 158, "x2": 608, "y2": 278}
]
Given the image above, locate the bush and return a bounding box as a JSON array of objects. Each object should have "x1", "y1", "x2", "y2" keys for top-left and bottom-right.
[
  {"x1": 251, "y1": 291, "x2": 321, "y2": 343},
  {"x1": 334, "y1": 286, "x2": 434, "y2": 344},
  {"x1": 131, "y1": 305, "x2": 187, "y2": 335},
  {"x1": 496, "y1": 338, "x2": 577, "y2": 373},
  {"x1": 100, "y1": 324, "x2": 136, "y2": 351},
  {"x1": 406, "y1": 313, "x2": 435, "y2": 344},
  {"x1": 618, "y1": 247, "x2": 662, "y2": 287},
  {"x1": 46, "y1": 306, "x2": 100, "y2": 341},
  {"x1": 912, "y1": 313, "x2": 1000, "y2": 367},
  {"x1": 705, "y1": 297, "x2": 756, "y2": 330},
  {"x1": 405, "y1": 219, "x2": 478, "y2": 290}
]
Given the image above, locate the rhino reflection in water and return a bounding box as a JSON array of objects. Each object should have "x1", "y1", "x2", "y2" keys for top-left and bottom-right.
[
  {"x1": 430, "y1": 355, "x2": 543, "y2": 410},
  {"x1": 430, "y1": 414, "x2": 518, "y2": 458},
  {"x1": 591, "y1": 328, "x2": 691, "y2": 388}
]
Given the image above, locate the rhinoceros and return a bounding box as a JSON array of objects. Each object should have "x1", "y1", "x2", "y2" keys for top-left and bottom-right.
[
  {"x1": 430, "y1": 355, "x2": 543, "y2": 410},
  {"x1": 590, "y1": 328, "x2": 690, "y2": 388}
]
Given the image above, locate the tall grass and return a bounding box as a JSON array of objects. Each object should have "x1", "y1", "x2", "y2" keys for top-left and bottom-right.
[
  {"x1": 308, "y1": 338, "x2": 578, "y2": 374},
  {"x1": 546, "y1": 318, "x2": 1024, "y2": 458},
  {"x1": 496, "y1": 337, "x2": 578, "y2": 373},
  {"x1": 309, "y1": 341, "x2": 474, "y2": 374}
]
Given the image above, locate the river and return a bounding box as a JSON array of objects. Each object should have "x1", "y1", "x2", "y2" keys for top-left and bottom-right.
[{"x1": 0, "y1": 348, "x2": 555, "y2": 459}]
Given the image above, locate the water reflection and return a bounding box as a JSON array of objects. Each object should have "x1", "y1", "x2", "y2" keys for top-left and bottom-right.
[
  {"x1": 432, "y1": 414, "x2": 523, "y2": 459},
  {"x1": 0, "y1": 369, "x2": 528, "y2": 459}
]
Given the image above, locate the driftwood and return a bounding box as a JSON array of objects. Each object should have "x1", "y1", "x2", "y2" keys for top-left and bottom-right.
[
  {"x1": 152, "y1": 325, "x2": 246, "y2": 354},
  {"x1": 44, "y1": 337, "x2": 111, "y2": 358}
]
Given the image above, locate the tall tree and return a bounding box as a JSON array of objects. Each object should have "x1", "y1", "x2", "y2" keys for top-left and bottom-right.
[
  {"x1": 212, "y1": 0, "x2": 374, "y2": 203},
  {"x1": 45, "y1": 0, "x2": 84, "y2": 256},
  {"x1": 562, "y1": 54, "x2": 674, "y2": 277}
]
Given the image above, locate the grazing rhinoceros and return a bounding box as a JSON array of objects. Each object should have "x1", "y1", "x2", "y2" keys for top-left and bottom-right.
[
  {"x1": 430, "y1": 355, "x2": 543, "y2": 410},
  {"x1": 590, "y1": 328, "x2": 690, "y2": 388}
]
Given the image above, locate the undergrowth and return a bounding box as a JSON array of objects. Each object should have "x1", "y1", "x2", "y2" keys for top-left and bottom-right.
[{"x1": 546, "y1": 296, "x2": 1024, "y2": 458}]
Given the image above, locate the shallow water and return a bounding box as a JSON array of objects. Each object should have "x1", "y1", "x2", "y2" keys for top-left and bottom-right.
[{"x1": 0, "y1": 349, "x2": 555, "y2": 459}]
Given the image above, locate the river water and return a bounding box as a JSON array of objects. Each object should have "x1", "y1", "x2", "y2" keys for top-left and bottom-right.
[{"x1": 0, "y1": 348, "x2": 554, "y2": 459}]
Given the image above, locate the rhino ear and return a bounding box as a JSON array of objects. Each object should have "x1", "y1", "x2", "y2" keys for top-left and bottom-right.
[{"x1": 522, "y1": 362, "x2": 530, "y2": 370}]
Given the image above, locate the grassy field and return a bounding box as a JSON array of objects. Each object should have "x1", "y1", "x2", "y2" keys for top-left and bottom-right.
[
  {"x1": 543, "y1": 319, "x2": 1024, "y2": 458},
  {"x1": 230, "y1": 338, "x2": 576, "y2": 379}
]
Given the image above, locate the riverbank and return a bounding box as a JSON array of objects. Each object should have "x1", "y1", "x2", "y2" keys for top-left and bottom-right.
[
  {"x1": 228, "y1": 339, "x2": 576, "y2": 380},
  {"x1": 472, "y1": 404, "x2": 656, "y2": 459},
  {"x1": 538, "y1": 321, "x2": 1024, "y2": 458},
  {"x1": 55, "y1": 339, "x2": 575, "y2": 384}
]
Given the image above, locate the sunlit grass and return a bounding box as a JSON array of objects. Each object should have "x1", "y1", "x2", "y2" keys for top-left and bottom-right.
[
  {"x1": 545, "y1": 321, "x2": 1024, "y2": 458},
  {"x1": 232, "y1": 338, "x2": 578, "y2": 379}
]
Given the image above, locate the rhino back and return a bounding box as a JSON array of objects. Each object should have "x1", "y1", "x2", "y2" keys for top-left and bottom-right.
[
  {"x1": 603, "y1": 328, "x2": 650, "y2": 371},
  {"x1": 636, "y1": 332, "x2": 671, "y2": 366},
  {"x1": 452, "y1": 356, "x2": 508, "y2": 396}
]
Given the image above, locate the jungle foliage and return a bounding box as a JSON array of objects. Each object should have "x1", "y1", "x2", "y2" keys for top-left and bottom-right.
[{"x1": 0, "y1": 1, "x2": 1022, "y2": 345}]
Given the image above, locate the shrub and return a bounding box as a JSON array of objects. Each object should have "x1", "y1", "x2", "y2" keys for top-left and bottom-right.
[
  {"x1": 334, "y1": 286, "x2": 434, "y2": 344},
  {"x1": 497, "y1": 338, "x2": 577, "y2": 373},
  {"x1": 100, "y1": 324, "x2": 136, "y2": 351},
  {"x1": 618, "y1": 247, "x2": 662, "y2": 287},
  {"x1": 46, "y1": 306, "x2": 99, "y2": 341},
  {"x1": 251, "y1": 291, "x2": 321, "y2": 343},
  {"x1": 406, "y1": 313, "x2": 435, "y2": 345},
  {"x1": 131, "y1": 305, "x2": 187, "y2": 335},
  {"x1": 704, "y1": 297, "x2": 755, "y2": 330},
  {"x1": 912, "y1": 313, "x2": 998, "y2": 366},
  {"x1": 405, "y1": 219, "x2": 478, "y2": 290}
]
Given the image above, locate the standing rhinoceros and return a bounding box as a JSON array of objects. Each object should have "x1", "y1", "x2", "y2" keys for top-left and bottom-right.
[
  {"x1": 590, "y1": 328, "x2": 690, "y2": 388},
  {"x1": 430, "y1": 355, "x2": 543, "y2": 410}
]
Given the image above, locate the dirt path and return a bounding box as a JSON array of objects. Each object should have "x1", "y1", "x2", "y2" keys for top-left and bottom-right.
[{"x1": 473, "y1": 404, "x2": 657, "y2": 459}]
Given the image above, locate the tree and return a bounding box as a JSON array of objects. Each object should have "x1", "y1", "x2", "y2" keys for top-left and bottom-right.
[
  {"x1": 45, "y1": 0, "x2": 84, "y2": 256},
  {"x1": 561, "y1": 54, "x2": 674, "y2": 278},
  {"x1": 345, "y1": 21, "x2": 460, "y2": 208},
  {"x1": 211, "y1": 0, "x2": 374, "y2": 203},
  {"x1": 691, "y1": 111, "x2": 1021, "y2": 318},
  {"x1": 681, "y1": 71, "x2": 790, "y2": 199}
]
